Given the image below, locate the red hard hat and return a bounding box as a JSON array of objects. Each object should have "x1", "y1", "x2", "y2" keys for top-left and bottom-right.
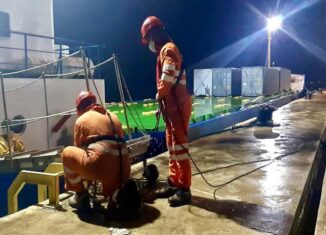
[
  {"x1": 76, "y1": 91, "x2": 96, "y2": 115},
  {"x1": 141, "y1": 16, "x2": 164, "y2": 44}
]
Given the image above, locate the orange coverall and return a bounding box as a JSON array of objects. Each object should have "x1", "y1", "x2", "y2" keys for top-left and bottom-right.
[
  {"x1": 61, "y1": 105, "x2": 130, "y2": 198},
  {"x1": 156, "y1": 42, "x2": 192, "y2": 189}
]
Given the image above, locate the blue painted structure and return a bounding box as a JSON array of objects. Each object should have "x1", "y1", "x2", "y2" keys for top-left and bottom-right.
[
  {"x1": 188, "y1": 94, "x2": 298, "y2": 141},
  {"x1": 0, "y1": 173, "x2": 36, "y2": 217}
]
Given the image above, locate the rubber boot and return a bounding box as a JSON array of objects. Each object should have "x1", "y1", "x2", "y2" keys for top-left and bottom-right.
[
  {"x1": 168, "y1": 188, "x2": 191, "y2": 207},
  {"x1": 155, "y1": 178, "x2": 177, "y2": 198},
  {"x1": 68, "y1": 191, "x2": 90, "y2": 211}
]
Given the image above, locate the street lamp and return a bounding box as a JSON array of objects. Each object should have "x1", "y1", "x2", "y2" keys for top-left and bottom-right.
[{"x1": 267, "y1": 16, "x2": 282, "y2": 67}]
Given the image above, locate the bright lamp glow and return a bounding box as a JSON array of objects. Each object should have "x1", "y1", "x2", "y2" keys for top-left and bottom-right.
[{"x1": 267, "y1": 16, "x2": 283, "y2": 32}]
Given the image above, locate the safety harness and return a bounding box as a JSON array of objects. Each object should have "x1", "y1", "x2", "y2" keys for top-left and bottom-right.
[{"x1": 85, "y1": 111, "x2": 126, "y2": 206}]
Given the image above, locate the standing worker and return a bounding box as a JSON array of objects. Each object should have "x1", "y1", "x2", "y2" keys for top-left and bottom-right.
[
  {"x1": 141, "y1": 16, "x2": 192, "y2": 207},
  {"x1": 61, "y1": 91, "x2": 139, "y2": 217}
]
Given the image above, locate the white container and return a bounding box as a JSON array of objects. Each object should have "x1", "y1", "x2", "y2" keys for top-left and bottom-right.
[
  {"x1": 241, "y1": 67, "x2": 279, "y2": 96},
  {"x1": 212, "y1": 68, "x2": 241, "y2": 97},
  {"x1": 193, "y1": 69, "x2": 212, "y2": 96},
  {"x1": 274, "y1": 67, "x2": 291, "y2": 91},
  {"x1": 290, "y1": 74, "x2": 305, "y2": 92}
]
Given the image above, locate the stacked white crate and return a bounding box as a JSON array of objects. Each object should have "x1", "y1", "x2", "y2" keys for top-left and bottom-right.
[
  {"x1": 212, "y1": 68, "x2": 241, "y2": 97},
  {"x1": 241, "y1": 67, "x2": 279, "y2": 96},
  {"x1": 274, "y1": 67, "x2": 291, "y2": 91},
  {"x1": 193, "y1": 69, "x2": 212, "y2": 96}
]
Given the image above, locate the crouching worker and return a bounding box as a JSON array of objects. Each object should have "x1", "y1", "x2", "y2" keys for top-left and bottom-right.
[{"x1": 61, "y1": 91, "x2": 141, "y2": 219}]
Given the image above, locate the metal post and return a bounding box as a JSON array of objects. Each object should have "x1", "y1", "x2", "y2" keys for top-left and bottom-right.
[
  {"x1": 113, "y1": 55, "x2": 132, "y2": 140},
  {"x1": 80, "y1": 47, "x2": 90, "y2": 91},
  {"x1": 267, "y1": 30, "x2": 272, "y2": 68},
  {"x1": 0, "y1": 73, "x2": 12, "y2": 159},
  {"x1": 42, "y1": 74, "x2": 50, "y2": 149},
  {"x1": 59, "y1": 44, "x2": 63, "y2": 75},
  {"x1": 87, "y1": 47, "x2": 91, "y2": 62},
  {"x1": 97, "y1": 46, "x2": 101, "y2": 79},
  {"x1": 87, "y1": 50, "x2": 92, "y2": 81},
  {"x1": 24, "y1": 34, "x2": 28, "y2": 69}
]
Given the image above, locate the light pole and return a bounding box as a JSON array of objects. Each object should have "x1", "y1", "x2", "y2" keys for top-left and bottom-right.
[{"x1": 267, "y1": 16, "x2": 282, "y2": 67}]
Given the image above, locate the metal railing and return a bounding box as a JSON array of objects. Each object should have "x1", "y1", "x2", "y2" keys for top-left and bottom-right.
[
  {"x1": 0, "y1": 46, "x2": 146, "y2": 161},
  {"x1": 0, "y1": 30, "x2": 103, "y2": 78},
  {"x1": 7, "y1": 162, "x2": 63, "y2": 214}
]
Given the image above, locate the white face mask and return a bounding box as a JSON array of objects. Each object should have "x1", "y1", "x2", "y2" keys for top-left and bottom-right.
[{"x1": 148, "y1": 39, "x2": 157, "y2": 53}]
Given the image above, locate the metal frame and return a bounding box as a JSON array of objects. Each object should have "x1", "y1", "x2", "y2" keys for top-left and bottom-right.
[
  {"x1": 0, "y1": 73, "x2": 12, "y2": 158},
  {"x1": 7, "y1": 162, "x2": 63, "y2": 214},
  {"x1": 1, "y1": 30, "x2": 102, "y2": 78}
]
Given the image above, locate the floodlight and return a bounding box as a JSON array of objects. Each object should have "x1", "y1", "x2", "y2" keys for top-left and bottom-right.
[{"x1": 267, "y1": 16, "x2": 282, "y2": 32}]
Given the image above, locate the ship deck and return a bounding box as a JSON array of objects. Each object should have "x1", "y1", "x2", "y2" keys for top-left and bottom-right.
[{"x1": 1, "y1": 92, "x2": 326, "y2": 235}]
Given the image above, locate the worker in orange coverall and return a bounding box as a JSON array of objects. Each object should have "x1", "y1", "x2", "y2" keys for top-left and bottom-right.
[
  {"x1": 141, "y1": 16, "x2": 192, "y2": 207},
  {"x1": 61, "y1": 91, "x2": 136, "y2": 214}
]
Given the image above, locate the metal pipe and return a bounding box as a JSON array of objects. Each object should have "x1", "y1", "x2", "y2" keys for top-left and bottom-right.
[
  {"x1": 267, "y1": 30, "x2": 272, "y2": 68},
  {"x1": 113, "y1": 55, "x2": 132, "y2": 140},
  {"x1": 59, "y1": 44, "x2": 63, "y2": 75},
  {"x1": 11, "y1": 30, "x2": 94, "y2": 46},
  {"x1": 8, "y1": 169, "x2": 63, "y2": 214},
  {"x1": 80, "y1": 47, "x2": 90, "y2": 91},
  {"x1": 0, "y1": 45, "x2": 66, "y2": 55},
  {"x1": 24, "y1": 34, "x2": 28, "y2": 69},
  {"x1": 97, "y1": 47, "x2": 101, "y2": 79},
  {"x1": 3, "y1": 51, "x2": 80, "y2": 77},
  {"x1": 43, "y1": 56, "x2": 114, "y2": 79},
  {"x1": 42, "y1": 74, "x2": 50, "y2": 149},
  {"x1": 87, "y1": 52, "x2": 92, "y2": 81},
  {"x1": 0, "y1": 73, "x2": 12, "y2": 159}
]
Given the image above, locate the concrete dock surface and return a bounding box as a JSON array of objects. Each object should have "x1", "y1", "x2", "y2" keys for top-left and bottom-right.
[{"x1": 1, "y1": 92, "x2": 326, "y2": 235}]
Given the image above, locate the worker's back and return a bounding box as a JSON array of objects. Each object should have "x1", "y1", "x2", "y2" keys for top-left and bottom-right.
[
  {"x1": 74, "y1": 105, "x2": 125, "y2": 147},
  {"x1": 69, "y1": 104, "x2": 131, "y2": 197}
]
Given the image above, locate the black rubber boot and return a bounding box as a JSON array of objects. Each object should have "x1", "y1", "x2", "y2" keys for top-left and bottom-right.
[
  {"x1": 155, "y1": 179, "x2": 177, "y2": 198},
  {"x1": 68, "y1": 191, "x2": 90, "y2": 211},
  {"x1": 168, "y1": 188, "x2": 191, "y2": 207},
  {"x1": 155, "y1": 186, "x2": 178, "y2": 198}
]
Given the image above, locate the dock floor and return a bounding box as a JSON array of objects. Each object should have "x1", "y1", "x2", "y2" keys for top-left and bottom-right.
[{"x1": 1, "y1": 93, "x2": 326, "y2": 235}]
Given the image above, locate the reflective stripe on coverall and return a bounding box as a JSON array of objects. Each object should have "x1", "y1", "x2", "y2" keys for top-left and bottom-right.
[
  {"x1": 61, "y1": 105, "x2": 131, "y2": 198},
  {"x1": 156, "y1": 42, "x2": 192, "y2": 189}
]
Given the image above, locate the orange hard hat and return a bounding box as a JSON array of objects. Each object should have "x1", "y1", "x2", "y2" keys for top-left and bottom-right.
[
  {"x1": 76, "y1": 91, "x2": 96, "y2": 115},
  {"x1": 140, "y1": 16, "x2": 164, "y2": 44}
]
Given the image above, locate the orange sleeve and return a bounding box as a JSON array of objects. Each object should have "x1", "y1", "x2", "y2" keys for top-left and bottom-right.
[{"x1": 157, "y1": 46, "x2": 180, "y2": 98}]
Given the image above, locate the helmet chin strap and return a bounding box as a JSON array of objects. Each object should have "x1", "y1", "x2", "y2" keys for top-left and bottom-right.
[{"x1": 148, "y1": 39, "x2": 157, "y2": 53}]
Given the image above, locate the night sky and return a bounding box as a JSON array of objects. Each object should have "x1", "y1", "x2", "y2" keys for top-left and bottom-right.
[{"x1": 53, "y1": 0, "x2": 326, "y2": 101}]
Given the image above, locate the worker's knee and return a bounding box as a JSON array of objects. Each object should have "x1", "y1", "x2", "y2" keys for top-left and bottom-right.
[
  {"x1": 62, "y1": 145, "x2": 76, "y2": 155},
  {"x1": 61, "y1": 146, "x2": 85, "y2": 165}
]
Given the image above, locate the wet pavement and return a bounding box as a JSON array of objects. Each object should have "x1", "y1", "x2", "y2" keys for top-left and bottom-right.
[{"x1": 1, "y1": 93, "x2": 326, "y2": 234}]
